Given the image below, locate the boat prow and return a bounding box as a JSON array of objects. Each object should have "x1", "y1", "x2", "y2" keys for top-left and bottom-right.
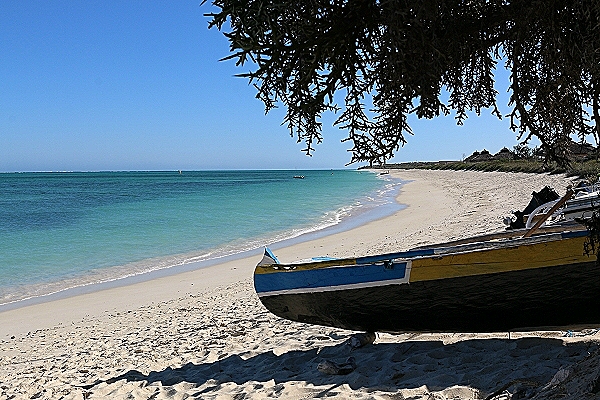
[{"x1": 257, "y1": 248, "x2": 280, "y2": 266}]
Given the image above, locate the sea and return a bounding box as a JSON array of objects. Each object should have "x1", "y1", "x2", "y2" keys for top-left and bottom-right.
[{"x1": 0, "y1": 170, "x2": 403, "y2": 309}]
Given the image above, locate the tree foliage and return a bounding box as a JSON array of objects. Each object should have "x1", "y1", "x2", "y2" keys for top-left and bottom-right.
[{"x1": 205, "y1": 0, "x2": 600, "y2": 166}]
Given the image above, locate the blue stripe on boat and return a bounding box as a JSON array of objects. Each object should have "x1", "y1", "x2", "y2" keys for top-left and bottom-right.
[{"x1": 254, "y1": 262, "x2": 408, "y2": 294}]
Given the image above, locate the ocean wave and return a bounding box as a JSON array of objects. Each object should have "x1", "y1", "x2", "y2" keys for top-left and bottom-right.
[{"x1": 0, "y1": 171, "x2": 405, "y2": 309}]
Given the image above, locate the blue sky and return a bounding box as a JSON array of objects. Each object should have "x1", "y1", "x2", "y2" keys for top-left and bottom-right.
[{"x1": 1, "y1": 1, "x2": 525, "y2": 172}]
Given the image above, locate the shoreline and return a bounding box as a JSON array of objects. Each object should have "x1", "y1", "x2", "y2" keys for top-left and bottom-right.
[
  {"x1": 0, "y1": 170, "x2": 572, "y2": 336},
  {"x1": 0, "y1": 172, "x2": 404, "y2": 313},
  {"x1": 4, "y1": 169, "x2": 597, "y2": 400},
  {"x1": 0, "y1": 172, "x2": 406, "y2": 336}
]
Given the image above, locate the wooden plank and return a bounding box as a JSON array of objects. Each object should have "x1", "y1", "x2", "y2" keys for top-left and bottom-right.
[{"x1": 410, "y1": 235, "x2": 592, "y2": 282}]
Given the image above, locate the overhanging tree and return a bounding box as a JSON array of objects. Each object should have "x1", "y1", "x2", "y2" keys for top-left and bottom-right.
[{"x1": 205, "y1": 0, "x2": 600, "y2": 166}]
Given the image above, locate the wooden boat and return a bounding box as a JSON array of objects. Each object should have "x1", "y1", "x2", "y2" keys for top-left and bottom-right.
[
  {"x1": 535, "y1": 183, "x2": 600, "y2": 226},
  {"x1": 254, "y1": 223, "x2": 600, "y2": 333},
  {"x1": 511, "y1": 182, "x2": 600, "y2": 229}
]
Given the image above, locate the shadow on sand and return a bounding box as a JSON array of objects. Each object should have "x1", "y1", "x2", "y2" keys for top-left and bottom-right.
[{"x1": 84, "y1": 336, "x2": 597, "y2": 397}]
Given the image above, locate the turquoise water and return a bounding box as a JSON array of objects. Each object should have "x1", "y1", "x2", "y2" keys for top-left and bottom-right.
[{"x1": 0, "y1": 170, "x2": 401, "y2": 306}]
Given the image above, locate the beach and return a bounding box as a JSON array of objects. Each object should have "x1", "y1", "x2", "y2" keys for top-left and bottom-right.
[{"x1": 1, "y1": 169, "x2": 599, "y2": 400}]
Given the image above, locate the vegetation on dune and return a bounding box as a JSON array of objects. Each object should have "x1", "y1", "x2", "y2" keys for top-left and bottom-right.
[
  {"x1": 368, "y1": 159, "x2": 600, "y2": 179},
  {"x1": 365, "y1": 142, "x2": 600, "y2": 179}
]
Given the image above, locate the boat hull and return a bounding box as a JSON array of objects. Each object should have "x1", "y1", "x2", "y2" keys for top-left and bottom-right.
[
  {"x1": 258, "y1": 261, "x2": 600, "y2": 332},
  {"x1": 254, "y1": 232, "x2": 600, "y2": 332}
]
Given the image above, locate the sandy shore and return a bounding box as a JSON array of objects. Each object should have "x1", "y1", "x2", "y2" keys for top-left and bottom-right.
[{"x1": 1, "y1": 169, "x2": 599, "y2": 399}]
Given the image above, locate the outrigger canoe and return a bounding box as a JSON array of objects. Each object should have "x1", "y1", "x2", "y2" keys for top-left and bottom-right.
[
  {"x1": 515, "y1": 183, "x2": 600, "y2": 229},
  {"x1": 254, "y1": 223, "x2": 600, "y2": 333}
]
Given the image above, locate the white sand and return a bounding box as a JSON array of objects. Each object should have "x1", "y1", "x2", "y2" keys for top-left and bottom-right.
[{"x1": 1, "y1": 169, "x2": 599, "y2": 400}]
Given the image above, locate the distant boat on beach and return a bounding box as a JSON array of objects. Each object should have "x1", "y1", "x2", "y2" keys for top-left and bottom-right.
[
  {"x1": 254, "y1": 187, "x2": 600, "y2": 333},
  {"x1": 506, "y1": 182, "x2": 600, "y2": 230}
]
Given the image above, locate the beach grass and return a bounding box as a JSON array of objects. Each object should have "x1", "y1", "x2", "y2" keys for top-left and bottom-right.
[{"x1": 369, "y1": 159, "x2": 600, "y2": 179}]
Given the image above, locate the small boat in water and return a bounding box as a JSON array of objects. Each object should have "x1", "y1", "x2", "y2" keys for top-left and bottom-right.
[
  {"x1": 254, "y1": 220, "x2": 600, "y2": 333},
  {"x1": 293, "y1": 175, "x2": 305, "y2": 179}
]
